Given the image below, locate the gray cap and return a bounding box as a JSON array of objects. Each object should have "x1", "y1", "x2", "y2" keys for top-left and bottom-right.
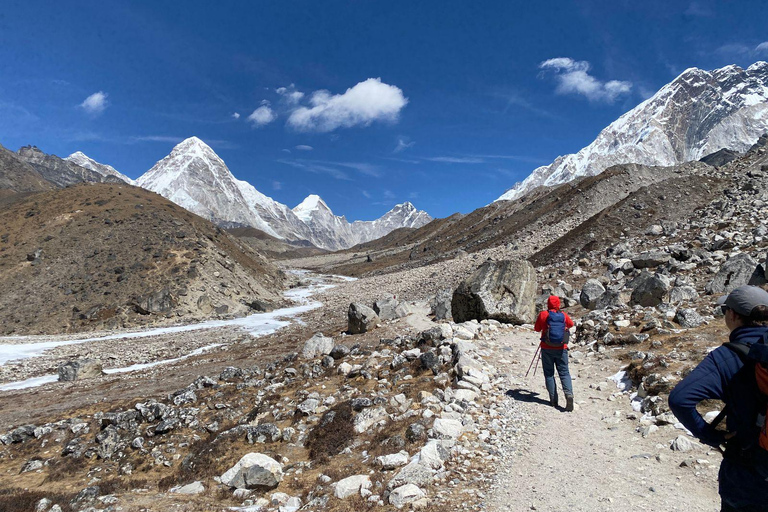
[{"x1": 716, "y1": 285, "x2": 768, "y2": 316}]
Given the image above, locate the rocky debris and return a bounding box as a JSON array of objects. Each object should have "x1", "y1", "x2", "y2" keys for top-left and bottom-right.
[
  {"x1": 629, "y1": 272, "x2": 670, "y2": 307},
  {"x1": 220, "y1": 453, "x2": 284, "y2": 490},
  {"x1": 452, "y1": 259, "x2": 537, "y2": 324},
  {"x1": 132, "y1": 288, "x2": 175, "y2": 315},
  {"x1": 57, "y1": 359, "x2": 103, "y2": 382},
  {"x1": 171, "y1": 481, "x2": 205, "y2": 494},
  {"x1": 347, "y1": 302, "x2": 380, "y2": 334},
  {"x1": 301, "y1": 333, "x2": 334, "y2": 359},
  {"x1": 373, "y1": 298, "x2": 399, "y2": 320}
]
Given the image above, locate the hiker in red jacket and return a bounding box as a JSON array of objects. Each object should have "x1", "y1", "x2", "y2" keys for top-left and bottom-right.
[{"x1": 534, "y1": 295, "x2": 575, "y2": 411}]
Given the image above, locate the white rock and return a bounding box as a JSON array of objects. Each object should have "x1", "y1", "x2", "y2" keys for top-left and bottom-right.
[
  {"x1": 334, "y1": 475, "x2": 372, "y2": 499},
  {"x1": 375, "y1": 450, "x2": 410, "y2": 470},
  {"x1": 171, "y1": 481, "x2": 205, "y2": 494},
  {"x1": 354, "y1": 407, "x2": 388, "y2": 433},
  {"x1": 432, "y1": 418, "x2": 464, "y2": 439},
  {"x1": 220, "y1": 453, "x2": 283, "y2": 489},
  {"x1": 417, "y1": 440, "x2": 450, "y2": 469},
  {"x1": 302, "y1": 333, "x2": 334, "y2": 359},
  {"x1": 279, "y1": 496, "x2": 302, "y2": 512},
  {"x1": 389, "y1": 484, "x2": 426, "y2": 509},
  {"x1": 671, "y1": 435, "x2": 695, "y2": 452}
]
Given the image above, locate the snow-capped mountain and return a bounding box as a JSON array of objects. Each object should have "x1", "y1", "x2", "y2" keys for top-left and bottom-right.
[
  {"x1": 65, "y1": 151, "x2": 134, "y2": 185},
  {"x1": 136, "y1": 137, "x2": 432, "y2": 250},
  {"x1": 497, "y1": 61, "x2": 768, "y2": 202}
]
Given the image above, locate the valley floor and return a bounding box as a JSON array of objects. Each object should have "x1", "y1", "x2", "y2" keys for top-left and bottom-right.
[{"x1": 0, "y1": 269, "x2": 722, "y2": 511}]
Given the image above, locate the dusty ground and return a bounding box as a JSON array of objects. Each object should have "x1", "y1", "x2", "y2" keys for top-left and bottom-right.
[{"x1": 482, "y1": 328, "x2": 720, "y2": 512}]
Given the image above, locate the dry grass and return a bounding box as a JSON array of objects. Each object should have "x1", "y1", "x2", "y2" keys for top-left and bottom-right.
[
  {"x1": 0, "y1": 488, "x2": 74, "y2": 512},
  {"x1": 306, "y1": 401, "x2": 355, "y2": 463}
]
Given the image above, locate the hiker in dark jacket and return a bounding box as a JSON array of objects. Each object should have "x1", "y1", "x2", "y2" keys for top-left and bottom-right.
[
  {"x1": 534, "y1": 295, "x2": 575, "y2": 411},
  {"x1": 669, "y1": 285, "x2": 768, "y2": 512}
]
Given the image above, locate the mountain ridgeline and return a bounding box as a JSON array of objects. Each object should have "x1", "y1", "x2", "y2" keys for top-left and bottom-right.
[{"x1": 497, "y1": 62, "x2": 768, "y2": 202}]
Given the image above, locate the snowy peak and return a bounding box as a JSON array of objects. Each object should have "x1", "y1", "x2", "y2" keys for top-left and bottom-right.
[
  {"x1": 293, "y1": 194, "x2": 332, "y2": 222},
  {"x1": 65, "y1": 151, "x2": 134, "y2": 184},
  {"x1": 496, "y1": 62, "x2": 768, "y2": 202},
  {"x1": 134, "y1": 136, "x2": 433, "y2": 251}
]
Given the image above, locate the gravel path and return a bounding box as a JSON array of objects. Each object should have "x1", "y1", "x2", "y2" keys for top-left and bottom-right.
[{"x1": 482, "y1": 328, "x2": 721, "y2": 512}]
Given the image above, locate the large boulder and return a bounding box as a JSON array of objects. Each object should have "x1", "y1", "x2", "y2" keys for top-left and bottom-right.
[
  {"x1": 347, "y1": 303, "x2": 380, "y2": 334},
  {"x1": 579, "y1": 279, "x2": 606, "y2": 309},
  {"x1": 431, "y1": 288, "x2": 453, "y2": 320},
  {"x1": 705, "y1": 253, "x2": 761, "y2": 294},
  {"x1": 58, "y1": 359, "x2": 103, "y2": 382},
  {"x1": 334, "y1": 475, "x2": 371, "y2": 499},
  {"x1": 629, "y1": 272, "x2": 671, "y2": 307},
  {"x1": 594, "y1": 290, "x2": 625, "y2": 309},
  {"x1": 220, "y1": 453, "x2": 283, "y2": 490},
  {"x1": 389, "y1": 484, "x2": 426, "y2": 508},
  {"x1": 451, "y1": 260, "x2": 536, "y2": 324},
  {"x1": 675, "y1": 308, "x2": 705, "y2": 328},
  {"x1": 132, "y1": 288, "x2": 175, "y2": 315},
  {"x1": 373, "y1": 298, "x2": 399, "y2": 321},
  {"x1": 301, "y1": 333, "x2": 334, "y2": 359},
  {"x1": 669, "y1": 285, "x2": 699, "y2": 303}
]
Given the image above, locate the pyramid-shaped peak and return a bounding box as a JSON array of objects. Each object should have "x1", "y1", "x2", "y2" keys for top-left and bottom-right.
[
  {"x1": 174, "y1": 136, "x2": 215, "y2": 153},
  {"x1": 293, "y1": 194, "x2": 332, "y2": 222}
]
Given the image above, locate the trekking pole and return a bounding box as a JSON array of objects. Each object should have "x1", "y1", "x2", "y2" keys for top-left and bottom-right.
[
  {"x1": 525, "y1": 345, "x2": 541, "y2": 378},
  {"x1": 533, "y1": 349, "x2": 542, "y2": 377}
]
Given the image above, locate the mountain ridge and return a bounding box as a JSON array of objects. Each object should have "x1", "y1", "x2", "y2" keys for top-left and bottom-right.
[{"x1": 497, "y1": 61, "x2": 768, "y2": 202}]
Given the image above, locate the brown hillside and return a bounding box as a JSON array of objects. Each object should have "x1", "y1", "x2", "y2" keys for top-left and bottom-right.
[
  {"x1": 228, "y1": 226, "x2": 327, "y2": 260},
  {"x1": 0, "y1": 143, "x2": 56, "y2": 195},
  {"x1": 0, "y1": 183, "x2": 286, "y2": 335}
]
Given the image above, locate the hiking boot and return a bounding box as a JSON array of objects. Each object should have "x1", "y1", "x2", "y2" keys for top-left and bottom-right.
[
  {"x1": 565, "y1": 395, "x2": 574, "y2": 412},
  {"x1": 549, "y1": 394, "x2": 558, "y2": 408}
]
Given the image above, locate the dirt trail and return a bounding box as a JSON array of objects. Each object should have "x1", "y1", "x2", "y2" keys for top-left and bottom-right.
[{"x1": 484, "y1": 328, "x2": 721, "y2": 512}]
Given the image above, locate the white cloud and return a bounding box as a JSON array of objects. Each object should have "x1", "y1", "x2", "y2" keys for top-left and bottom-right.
[
  {"x1": 232, "y1": 112, "x2": 241, "y2": 119},
  {"x1": 248, "y1": 104, "x2": 277, "y2": 127},
  {"x1": 295, "y1": 145, "x2": 314, "y2": 151},
  {"x1": 361, "y1": 190, "x2": 371, "y2": 199},
  {"x1": 276, "y1": 84, "x2": 305, "y2": 105},
  {"x1": 756, "y1": 42, "x2": 768, "y2": 54},
  {"x1": 394, "y1": 136, "x2": 415, "y2": 153},
  {"x1": 79, "y1": 91, "x2": 108, "y2": 115},
  {"x1": 425, "y1": 156, "x2": 485, "y2": 164},
  {"x1": 287, "y1": 78, "x2": 408, "y2": 132},
  {"x1": 383, "y1": 189, "x2": 395, "y2": 200},
  {"x1": 272, "y1": 181, "x2": 282, "y2": 190},
  {"x1": 539, "y1": 58, "x2": 632, "y2": 103}
]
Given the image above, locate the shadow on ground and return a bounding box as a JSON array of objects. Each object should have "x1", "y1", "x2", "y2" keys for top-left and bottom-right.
[{"x1": 506, "y1": 388, "x2": 552, "y2": 407}]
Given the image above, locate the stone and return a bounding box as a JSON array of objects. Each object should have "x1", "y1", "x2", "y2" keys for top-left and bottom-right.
[
  {"x1": 451, "y1": 259, "x2": 537, "y2": 324},
  {"x1": 246, "y1": 424, "x2": 281, "y2": 443},
  {"x1": 171, "y1": 481, "x2": 205, "y2": 494},
  {"x1": 96, "y1": 427, "x2": 120, "y2": 459},
  {"x1": 302, "y1": 333, "x2": 334, "y2": 359},
  {"x1": 705, "y1": 253, "x2": 760, "y2": 294},
  {"x1": 348, "y1": 303, "x2": 380, "y2": 334},
  {"x1": 632, "y1": 251, "x2": 671, "y2": 269},
  {"x1": 417, "y1": 440, "x2": 450, "y2": 469},
  {"x1": 279, "y1": 497, "x2": 302, "y2": 512},
  {"x1": 57, "y1": 359, "x2": 103, "y2": 382},
  {"x1": 419, "y1": 351, "x2": 441, "y2": 375},
  {"x1": 432, "y1": 418, "x2": 464, "y2": 439},
  {"x1": 675, "y1": 308, "x2": 705, "y2": 328},
  {"x1": 580, "y1": 279, "x2": 606, "y2": 310},
  {"x1": 375, "y1": 450, "x2": 410, "y2": 470},
  {"x1": 671, "y1": 435, "x2": 695, "y2": 452},
  {"x1": 220, "y1": 453, "x2": 283, "y2": 490},
  {"x1": 297, "y1": 398, "x2": 320, "y2": 415},
  {"x1": 389, "y1": 484, "x2": 426, "y2": 509},
  {"x1": 406, "y1": 423, "x2": 427, "y2": 443},
  {"x1": 432, "y1": 289, "x2": 453, "y2": 320},
  {"x1": 395, "y1": 302, "x2": 417, "y2": 318},
  {"x1": 669, "y1": 285, "x2": 699, "y2": 303},
  {"x1": 132, "y1": 288, "x2": 175, "y2": 315},
  {"x1": 373, "y1": 298, "x2": 399, "y2": 321},
  {"x1": 35, "y1": 498, "x2": 51, "y2": 512},
  {"x1": 334, "y1": 475, "x2": 371, "y2": 499},
  {"x1": 354, "y1": 407, "x2": 388, "y2": 433},
  {"x1": 387, "y1": 461, "x2": 434, "y2": 489},
  {"x1": 330, "y1": 345, "x2": 350, "y2": 360},
  {"x1": 595, "y1": 290, "x2": 625, "y2": 309},
  {"x1": 21, "y1": 459, "x2": 44, "y2": 473},
  {"x1": 629, "y1": 272, "x2": 670, "y2": 307}
]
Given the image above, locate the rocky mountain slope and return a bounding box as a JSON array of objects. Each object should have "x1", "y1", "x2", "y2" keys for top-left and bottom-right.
[
  {"x1": 0, "y1": 182, "x2": 286, "y2": 335},
  {"x1": 497, "y1": 61, "x2": 768, "y2": 202},
  {"x1": 16, "y1": 146, "x2": 128, "y2": 188},
  {"x1": 65, "y1": 151, "x2": 135, "y2": 185},
  {"x1": 136, "y1": 137, "x2": 432, "y2": 250},
  {"x1": 0, "y1": 143, "x2": 56, "y2": 197}
]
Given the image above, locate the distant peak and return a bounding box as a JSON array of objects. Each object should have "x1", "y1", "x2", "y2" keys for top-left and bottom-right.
[
  {"x1": 175, "y1": 136, "x2": 213, "y2": 151},
  {"x1": 69, "y1": 151, "x2": 88, "y2": 158}
]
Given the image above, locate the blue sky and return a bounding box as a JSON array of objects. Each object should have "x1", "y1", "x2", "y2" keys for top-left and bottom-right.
[{"x1": 1, "y1": 1, "x2": 767, "y2": 220}]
